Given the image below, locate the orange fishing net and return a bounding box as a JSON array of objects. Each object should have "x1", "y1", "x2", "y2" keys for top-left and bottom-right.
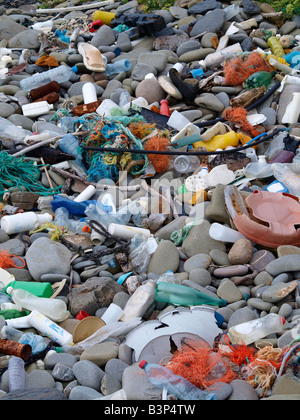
[
  {"x1": 0, "y1": 250, "x2": 25, "y2": 269},
  {"x1": 223, "y1": 52, "x2": 273, "y2": 86},
  {"x1": 165, "y1": 338, "x2": 236, "y2": 390},
  {"x1": 219, "y1": 335, "x2": 257, "y2": 366},
  {"x1": 223, "y1": 107, "x2": 261, "y2": 137},
  {"x1": 144, "y1": 136, "x2": 170, "y2": 173},
  {"x1": 128, "y1": 122, "x2": 156, "y2": 139}
]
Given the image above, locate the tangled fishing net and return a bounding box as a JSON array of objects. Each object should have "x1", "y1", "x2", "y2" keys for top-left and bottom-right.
[
  {"x1": 223, "y1": 52, "x2": 273, "y2": 86},
  {"x1": 165, "y1": 338, "x2": 236, "y2": 390},
  {"x1": 0, "y1": 250, "x2": 25, "y2": 269},
  {"x1": 144, "y1": 136, "x2": 170, "y2": 173},
  {"x1": 223, "y1": 107, "x2": 261, "y2": 137}
]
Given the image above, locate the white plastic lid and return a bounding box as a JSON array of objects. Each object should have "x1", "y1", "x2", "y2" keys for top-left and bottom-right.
[{"x1": 6, "y1": 286, "x2": 13, "y2": 295}]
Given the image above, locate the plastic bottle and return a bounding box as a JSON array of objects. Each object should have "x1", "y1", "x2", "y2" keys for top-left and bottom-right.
[
  {"x1": 192, "y1": 131, "x2": 240, "y2": 151},
  {"x1": 281, "y1": 92, "x2": 300, "y2": 124},
  {"x1": 139, "y1": 360, "x2": 216, "y2": 400},
  {"x1": 155, "y1": 282, "x2": 227, "y2": 307},
  {"x1": 267, "y1": 36, "x2": 285, "y2": 58},
  {"x1": 174, "y1": 155, "x2": 200, "y2": 173},
  {"x1": 82, "y1": 82, "x2": 98, "y2": 105},
  {"x1": 120, "y1": 281, "x2": 156, "y2": 322},
  {"x1": 7, "y1": 287, "x2": 70, "y2": 323},
  {"x1": 54, "y1": 207, "x2": 91, "y2": 234},
  {"x1": 244, "y1": 71, "x2": 273, "y2": 89},
  {"x1": 8, "y1": 357, "x2": 26, "y2": 392},
  {"x1": 129, "y1": 234, "x2": 152, "y2": 274},
  {"x1": 199, "y1": 43, "x2": 242, "y2": 69},
  {"x1": 117, "y1": 273, "x2": 141, "y2": 295},
  {"x1": 27, "y1": 310, "x2": 73, "y2": 346},
  {"x1": 105, "y1": 59, "x2": 131, "y2": 77},
  {"x1": 244, "y1": 155, "x2": 273, "y2": 178},
  {"x1": 0, "y1": 212, "x2": 52, "y2": 235},
  {"x1": 58, "y1": 133, "x2": 86, "y2": 175},
  {"x1": 4, "y1": 281, "x2": 53, "y2": 298},
  {"x1": 272, "y1": 163, "x2": 300, "y2": 198},
  {"x1": 20, "y1": 65, "x2": 78, "y2": 91},
  {"x1": 228, "y1": 313, "x2": 286, "y2": 345},
  {"x1": 22, "y1": 101, "x2": 54, "y2": 118}
]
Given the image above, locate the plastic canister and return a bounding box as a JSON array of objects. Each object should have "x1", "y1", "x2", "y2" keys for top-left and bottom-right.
[
  {"x1": 28, "y1": 310, "x2": 73, "y2": 346},
  {"x1": 82, "y1": 82, "x2": 98, "y2": 105},
  {"x1": 193, "y1": 131, "x2": 240, "y2": 151},
  {"x1": 93, "y1": 10, "x2": 116, "y2": 25},
  {"x1": 22, "y1": 101, "x2": 54, "y2": 118}
]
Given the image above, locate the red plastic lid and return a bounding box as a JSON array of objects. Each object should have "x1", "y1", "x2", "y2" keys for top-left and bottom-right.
[
  {"x1": 76, "y1": 310, "x2": 90, "y2": 320},
  {"x1": 139, "y1": 360, "x2": 147, "y2": 369}
]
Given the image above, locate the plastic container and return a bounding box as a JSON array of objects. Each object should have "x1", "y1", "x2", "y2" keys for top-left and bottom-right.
[
  {"x1": 199, "y1": 43, "x2": 242, "y2": 69},
  {"x1": 209, "y1": 223, "x2": 246, "y2": 243},
  {"x1": 8, "y1": 357, "x2": 26, "y2": 392},
  {"x1": 55, "y1": 207, "x2": 90, "y2": 234},
  {"x1": 96, "y1": 99, "x2": 120, "y2": 116},
  {"x1": 20, "y1": 65, "x2": 78, "y2": 91},
  {"x1": 22, "y1": 101, "x2": 54, "y2": 118},
  {"x1": 120, "y1": 281, "x2": 156, "y2": 322},
  {"x1": 108, "y1": 223, "x2": 151, "y2": 240},
  {"x1": 244, "y1": 155, "x2": 273, "y2": 178},
  {"x1": 4, "y1": 281, "x2": 53, "y2": 298},
  {"x1": 82, "y1": 82, "x2": 98, "y2": 105},
  {"x1": 74, "y1": 185, "x2": 96, "y2": 203},
  {"x1": 174, "y1": 155, "x2": 200, "y2": 174},
  {"x1": 157, "y1": 271, "x2": 180, "y2": 284},
  {"x1": 7, "y1": 287, "x2": 70, "y2": 323},
  {"x1": 272, "y1": 163, "x2": 300, "y2": 198},
  {"x1": 90, "y1": 228, "x2": 105, "y2": 245},
  {"x1": 267, "y1": 36, "x2": 285, "y2": 58},
  {"x1": 160, "y1": 99, "x2": 170, "y2": 117},
  {"x1": 244, "y1": 71, "x2": 273, "y2": 89},
  {"x1": 93, "y1": 10, "x2": 116, "y2": 25},
  {"x1": 281, "y1": 92, "x2": 300, "y2": 124},
  {"x1": 139, "y1": 360, "x2": 215, "y2": 400},
  {"x1": 192, "y1": 131, "x2": 240, "y2": 151},
  {"x1": 28, "y1": 310, "x2": 73, "y2": 346},
  {"x1": 228, "y1": 313, "x2": 286, "y2": 345},
  {"x1": 105, "y1": 59, "x2": 131, "y2": 77},
  {"x1": 155, "y1": 282, "x2": 226, "y2": 307},
  {"x1": 0, "y1": 212, "x2": 52, "y2": 235},
  {"x1": 59, "y1": 133, "x2": 86, "y2": 174},
  {"x1": 101, "y1": 303, "x2": 123, "y2": 324}
]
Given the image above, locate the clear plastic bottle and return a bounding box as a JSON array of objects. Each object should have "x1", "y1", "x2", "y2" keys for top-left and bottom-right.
[
  {"x1": 272, "y1": 163, "x2": 300, "y2": 198},
  {"x1": 129, "y1": 234, "x2": 152, "y2": 274},
  {"x1": 7, "y1": 287, "x2": 70, "y2": 323},
  {"x1": 20, "y1": 65, "x2": 78, "y2": 91},
  {"x1": 174, "y1": 155, "x2": 200, "y2": 173},
  {"x1": 54, "y1": 207, "x2": 91, "y2": 234},
  {"x1": 228, "y1": 313, "x2": 286, "y2": 345},
  {"x1": 139, "y1": 360, "x2": 216, "y2": 400},
  {"x1": 155, "y1": 282, "x2": 226, "y2": 307},
  {"x1": 244, "y1": 155, "x2": 273, "y2": 178},
  {"x1": 120, "y1": 281, "x2": 156, "y2": 322},
  {"x1": 8, "y1": 356, "x2": 26, "y2": 392},
  {"x1": 157, "y1": 271, "x2": 180, "y2": 284}
]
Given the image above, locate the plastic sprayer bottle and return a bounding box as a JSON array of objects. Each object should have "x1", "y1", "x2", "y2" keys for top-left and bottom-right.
[
  {"x1": 155, "y1": 282, "x2": 226, "y2": 307},
  {"x1": 0, "y1": 212, "x2": 52, "y2": 235},
  {"x1": 20, "y1": 65, "x2": 78, "y2": 91},
  {"x1": 139, "y1": 360, "x2": 216, "y2": 400},
  {"x1": 120, "y1": 281, "x2": 156, "y2": 322},
  {"x1": 228, "y1": 313, "x2": 286, "y2": 345},
  {"x1": 7, "y1": 287, "x2": 70, "y2": 323}
]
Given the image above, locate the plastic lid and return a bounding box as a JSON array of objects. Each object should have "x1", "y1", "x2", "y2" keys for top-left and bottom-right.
[
  {"x1": 72, "y1": 65, "x2": 78, "y2": 73},
  {"x1": 6, "y1": 286, "x2": 13, "y2": 295},
  {"x1": 117, "y1": 272, "x2": 132, "y2": 285},
  {"x1": 139, "y1": 360, "x2": 147, "y2": 369},
  {"x1": 82, "y1": 225, "x2": 91, "y2": 233}
]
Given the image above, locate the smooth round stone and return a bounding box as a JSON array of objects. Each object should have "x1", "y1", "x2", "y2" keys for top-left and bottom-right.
[
  {"x1": 210, "y1": 249, "x2": 230, "y2": 266},
  {"x1": 135, "y1": 78, "x2": 166, "y2": 104},
  {"x1": 260, "y1": 107, "x2": 276, "y2": 127},
  {"x1": 217, "y1": 279, "x2": 242, "y2": 303},
  {"x1": 254, "y1": 271, "x2": 273, "y2": 286},
  {"x1": 8, "y1": 114, "x2": 34, "y2": 131},
  {"x1": 278, "y1": 303, "x2": 293, "y2": 318},
  {"x1": 40, "y1": 273, "x2": 71, "y2": 284},
  {"x1": 72, "y1": 360, "x2": 105, "y2": 390},
  {"x1": 104, "y1": 359, "x2": 129, "y2": 383},
  {"x1": 80, "y1": 342, "x2": 119, "y2": 367},
  {"x1": 227, "y1": 306, "x2": 257, "y2": 329},
  {"x1": 272, "y1": 273, "x2": 291, "y2": 285},
  {"x1": 250, "y1": 250, "x2": 276, "y2": 272},
  {"x1": 183, "y1": 253, "x2": 211, "y2": 273},
  {"x1": 158, "y1": 75, "x2": 182, "y2": 100},
  {"x1": 137, "y1": 52, "x2": 168, "y2": 73},
  {"x1": 213, "y1": 265, "x2": 249, "y2": 278},
  {"x1": 0, "y1": 85, "x2": 20, "y2": 95},
  {"x1": 178, "y1": 48, "x2": 215, "y2": 62},
  {"x1": 266, "y1": 255, "x2": 300, "y2": 276},
  {"x1": 194, "y1": 92, "x2": 225, "y2": 112},
  {"x1": 277, "y1": 245, "x2": 300, "y2": 257},
  {"x1": 131, "y1": 63, "x2": 157, "y2": 81},
  {"x1": 189, "y1": 268, "x2": 211, "y2": 286},
  {"x1": 228, "y1": 379, "x2": 259, "y2": 400},
  {"x1": 101, "y1": 374, "x2": 122, "y2": 396},
  {"x1": 262, "y1": 281, "x2": 298, "y2": 303},
  {"x1": 201, "y1": 32, "x2": 217, "y2": 48},
  {"x1": 147, "y1": 240, "x2": 179, "y2": 275},
  {"x1": 206, "y1": 382, "x2": 233, "y2": 400},
  {"x1": 69, "y1": 386, "x2": 103, "y2": 400},
  {"x1": 0, "y1": 103, "x2": 15, "y2": 118},
  {"x1": 247, "y1": 297, "x2": 274, "y2": 311},
  {"x1": 228, "y1": 238, "x2": 253, "y2": 265},
  {"x1": 176, "y1": 39, "x2": 201, "y2": 57}
]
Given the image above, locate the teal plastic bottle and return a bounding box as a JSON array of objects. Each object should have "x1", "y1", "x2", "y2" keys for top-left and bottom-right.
[{"x1": 155, "y1": 282, "x2": 226, "y2": 307}]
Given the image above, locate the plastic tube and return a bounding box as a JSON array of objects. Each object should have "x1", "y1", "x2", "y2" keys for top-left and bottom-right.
[
  {"x1": 108, "y1": 223, "x2": 151, "y2": 239},
  {"x1": 8, "y1": 357, "x2": 26, "y2": 392},
  {"x1": 90, "y1": 228, "x2": 105, "y2": 245},
  {"x1": 28, "y1": 310, "x2": 73, "y2": 346},
  {"x1": 74, "y1": 185, "x2": 96, "y2": 202}
]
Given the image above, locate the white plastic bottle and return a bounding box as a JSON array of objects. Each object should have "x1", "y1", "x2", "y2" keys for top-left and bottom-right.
[
  {"x1": 74, "y1": 185, "x2": 96, "y2": 202},
  {"x1": 82, "y1": 82, "x2": 98, "y2": 105},
  {"x1": 0, "y1": 212, "x2": 52, "y2": 235},
  {"x1": 120, "y1": 281, "x2": 156, "y2": 322},
  {"x1": 28, "y1": 310, "x2": 73, "y2": 346},
  {"x1": 228, "y1": 313, "x2": 286, "y2": 345},
  {"x1": 7, "y1": 287, "x2": 70, "y2": 323},
  {"x1": 272, "y1": 163, "x2": 300, "y2": 198},
  {"x1": 107, "y1": 223, "x2": 151, "y2": 240},
  {"x1": 22, "y1": 101, "x2": 54, "y2": 118}
]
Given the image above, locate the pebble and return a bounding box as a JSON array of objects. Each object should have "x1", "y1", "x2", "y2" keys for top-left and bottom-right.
[{"x1": 0, "y1": 0, "x2": 299, "y2": 402}]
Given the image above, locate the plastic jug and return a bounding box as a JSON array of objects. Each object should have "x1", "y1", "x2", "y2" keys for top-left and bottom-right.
[
  {"x1": 192, "y1": 131, "x2": 240, "y2": 151},
  {"x1": 120, "y1": 281, "x2": 156, "y2": 322},
  {"x1": 4, "y1": 281, "x2": 53, "y2": 298}
]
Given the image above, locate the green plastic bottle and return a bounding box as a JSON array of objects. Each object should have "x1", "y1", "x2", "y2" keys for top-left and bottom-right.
[
  {"x1": 0, "y1": 309, "x2": 29, "y2": 320},
  {"x1": 155, "y1": 282, "x2": 226, "y2": 307},
  {"x1": 4, "y1": 281, "x2": 53, "y2": 298},
  {"x1": 244, "y1": 71, "x2": 273, "y2": 89}
]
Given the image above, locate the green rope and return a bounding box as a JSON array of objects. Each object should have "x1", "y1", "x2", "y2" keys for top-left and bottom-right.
[
  {"x1": 170, "y1": 218, "x2": 200, "y2": 246},
  {"x1": 0, "y1": 151, "x2": 61, "y2": 198}
]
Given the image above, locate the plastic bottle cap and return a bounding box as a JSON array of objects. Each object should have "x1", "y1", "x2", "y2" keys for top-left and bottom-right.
[
  {"x1": 72, "y1": 65, "x2": 78, "y2": 73},
  {"x1": 82, "y1": 225, "x2": 91, "y2": 233},
  {"x1": 6, "y1": 287, "x2": 13, "y2": 295},
  {"x1": 139, "y1": 360, "x2": 147, "y2": 369}
]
